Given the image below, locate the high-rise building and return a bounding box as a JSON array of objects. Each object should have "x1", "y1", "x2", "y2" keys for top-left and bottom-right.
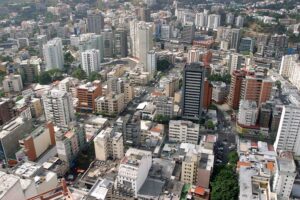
[
  {"x1": 273, "y1": 151, "x2": 296, "y2": 199},
  {"x1": 181, "y1": 24, "x2": 195, "y2": 43},
  {"x1": 160, "y1": 24, "x2": 170, "y2": 40},
  {"x1": 207, "y1": 14, "x2": 220, "y2": 30},
  {"x1": 55, "y1": 125, "x2": 86, "y2": 167},
  {"x1": 258, "y1": 102, "x2": 272, "y2": 128},
  {"x1": 102, "y1": 29, "x2": 114, "y2": 58},
  {"x1": 115, "y1": 148, "x2": 152, "y2": 197},
  {"x1": 138, "y1": 7, "x2": 151, "y2": 22},
  {"x1": 264, "y1": 34, "x2": 288, "y2": 60},
  {"x1": 138, "y1": 22, "x2": 154, "y2": 67},
  {"x1": 114, "y1": 28, "x2": 128, "y2": 58},
  {"x1": 42, "y1": 89, "x2": 75, "y2": 128},
  {"x1": 235, "y1": 15, "x2": 244, "y2": 28},
  {"x1": 237, "y1": 100, "x2": 258, "y2": 126},
  {"x1": 81, "y1": 49, "x2": 101, "y2": 76},
  {"x1": 225, "y1": 13, "x2": 234, "y2": 25},
  {"x1": 279, "y1": 54, "x2": 299, "y2": 78},
  {"x1": 211, "y1": 81, "x2": 227, "y2": 104},
  {"x1": 78, "y1": 33, "x2": 104, "y2": 62},
  {"x1": 203, "y1": 79, "x2": 212, "y2": 110},
  {"x1": 230, "y1": 28, "x2": 241, "y2": 51},
  {"x1": 228, "y1": 53, "x2": 243, "y2": 75},
  {"x1": 187, "y1": 49, "x2": 201, "y2": 64},
  {"x1": 274, "y1": 105, "x2": 300, "y2": 156},
  {"x1": 169, "y1": 120, "x2": 200, "y2": 144},
  {"x1": 87, "y1": 10, "x2": 104, "y2": 34},
  {"x1": 2, "y1": 74, "x2": 23, "y2": 93},
  {"x1": 270, "y1": 105, "x2": 282, "y2": 133},
  {"x1": 94, "y1": 127, "x2": 124, "y2": 161},
  {"x1": 77, "y1": 81, "x2": 102, "y2": 113},
  {"x1": 0, "y1": 98, "x2": 15, "y2": 125},
  {"x1": 146, "y1": 50, "x2": 156, "y2": 78},
  {"x1": 195, "y1": 12, "x2": 208, "y2": 29},
  {"x1": 241, "y1": 71, "x2": 273, "y2": 106},
  {"x1": 239, "y1": 37, "x2": 254, "y2": 53},
  {"x1": 182, "y1": 63, "x2": 205, "y2": 120},
  {"x1": 37, "y1": 35, "x2": 47, "y2": 57},
  {"x1": 43, "y1": 38, "x2": 64, "y2": 71},
  {"x1": 227, "y1": 70, "x2": 246, "y2": 110}
]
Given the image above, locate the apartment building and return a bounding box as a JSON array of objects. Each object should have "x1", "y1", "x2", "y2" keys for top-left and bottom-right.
[
  {"x1": 94, "y1": 127, "x2": 124, "y2": 161},
  {"x1": 237, "y1": 100, "x2": 258, "y2": 127},
  {"x1": 2, "y1": 74, "x2": 23, "y2": 93},
  {"x1": 227, "y1": 70, "x2": 246, "y2": 110},
  {"x1": 169, "y1": 120, "x2": 200, "y2": 144},
  {"x1": 154, "y1": 96, "x2": 174, "y2": 118},
  {"x1": 96, "y1": 93, "x2": 125, "y2": 116}
]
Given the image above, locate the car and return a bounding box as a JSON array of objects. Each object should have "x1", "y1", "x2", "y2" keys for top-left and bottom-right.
[{"x1": 216, "y1": 159, "x2": 222, "y2": 163}]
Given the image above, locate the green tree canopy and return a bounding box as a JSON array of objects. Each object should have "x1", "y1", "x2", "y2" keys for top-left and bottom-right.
[
  {"x1": 72, "y1": 67, "x2": 87, "y2": 80},
  {"x1": 157, "y1": 59, "x2": 170, "y2": 72},
  {"x1": 88, "y1": 71, "x2": 101, "y2": 82},
  {"x1": 39, "y1": 71, "x2": 52, "y2": 84}
]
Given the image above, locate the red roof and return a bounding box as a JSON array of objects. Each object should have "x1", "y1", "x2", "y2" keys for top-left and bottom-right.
[
  {"x1": 251, "y1": 141, "x2": 258, "y2": 148},
  {"x1": 194, "y1": 187, "x2": 205, "y2": 196}
]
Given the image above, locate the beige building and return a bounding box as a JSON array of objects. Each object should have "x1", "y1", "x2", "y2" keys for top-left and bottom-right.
[
  {"x1": 181, "y1": 152, "x2": 198, "y2": 184},
  {"x1": 124, "y1": 83, "x2": 135, "y2": 104},
  {"x1": 165, "y1": 77, "x2": 179, "y2": 97},
  {"x1": 169, "y1": 120, "x2": 200, "y2": 144},
  {"x1": 96, "y1": 93, "x2": 125, "y2": 115},
  {"x1": 94, "y1": 127, "x2": 124, "y2": 161},
  {"x1": 30, "y1": 98, "x2": 43, "y2": 118},
  {"x1": 2, "y1": 74, "x2": 23, "y2": 93}
]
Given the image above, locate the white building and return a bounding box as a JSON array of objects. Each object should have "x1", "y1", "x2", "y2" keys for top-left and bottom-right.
[
  {"x1": 273, "y1": 151, "x2": 296, "y2": 200},
  {"x1": 138, "y1": 22, "x2": 154, "y2": 68},
  {"x1": 207, "y1": 14, "x2": 220, "y2": 30},
  {"x1": 228, "y1": 53, "x2": 243, "y2": 74},
  {"x1": 274, "y1": 105, "x2": 300, "y2": 156},
  {"x1": 2, "y1": 74, "x2": 23, "y2": 93},
  {"x1": 146, "y1": 50, "x2": 156, "y2": 79},
  {"x1": 81, "y1": 49, "x2": 101, "y2": 76},
  {"x1": 195, "y1": 12, "x2": 208, "y2": 29},
  {"x1": 237, "y1": 100, "x2": 258, "y2": 126},
  {"x1": 42, "y1": 89, "x2": 75, "y2": 128},
  {"x1": 279, "y1": 54, "x2": 299, "y2": 78},
  {"x1": 116, "y1": 148, "x2": 152, "y2": 197},
  {"x1": 43, "y1": 37, "x2": 64, "y2": 71},
  {"x1": 187, "y1": 49, "x2": 201, "y2": 64},
  {"x1": 235, "y1": 15, "x2": 244, "y2": 28},
  {"x1": 94, "y1": 127, "x2": 124, "y2": 161},
  {"x1": 169, "y1": 120, "x2": 200, "y2": 144},
  {"x1": 211, "y1": 81, "x2": 227, "y2": 103}
]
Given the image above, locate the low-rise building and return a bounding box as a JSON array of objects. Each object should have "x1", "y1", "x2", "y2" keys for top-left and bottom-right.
[
  {"x1": 211, "y1": 81, "x2": 227, "y2": 104},
  {"x1": 154, "y1": 96, "x2": 174, "y2": 118},
  {"x1": 169, "y1": 120, "x2": 199, "y2": 144},
  {"x1": 2, "y1": 74, "x2": 23, "y2": 93},
  {"x1": 96, "y1": 93, "x2": 125, "y2": 116}
]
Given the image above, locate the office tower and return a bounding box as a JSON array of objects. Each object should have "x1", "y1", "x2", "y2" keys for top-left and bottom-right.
[
  {"x1": 230, "y1": 28, "x2": 241, "y2": 50},
  {"x1": 78, "y1": 33, "x2": 104, "y2": 62},
  {"x1": 102, "y1": 29, "x2": 114, "y2": 58},
  {"x1": 207, "y1": 14, "x2": 221, "y2": 30},
  {"x1": 274, "y1": 105, "x2": 300, "y2": 155},
  {"x1": 55, "y1": 125, "x2": 86, "y2": 167},
  {"x1": 203, "y1": 79, "x2": 212, "y2": 110},
  {"x1": 43, "y1": 38, "x2": 64, "y2": 71},
  {"x1": 138, "y1": 7, "x2": 151, "y2": 22},
  {"x1": 116, "y1": 148, "x2": 152, "y2": 197},
  {"x1": 264, "y1": 34, "x2": 288, "y2": 60},
  {"x1": 187, "y1": 49, "x2": 201, "y2": 64},
  {"x1": 160, "y1": 24, "x2": 170, "y2": 40},
  {"x1": 114, "y1": 28, "x2": 128, "y2": 58},
  {"x1": 237, "y1": 100, "x2": 258, "y2": 126},
  {"x1": 182, "y1": 63, "x2": 205, "y2": 120},
  {"x1": 37, "y1": 35, "x2": 47, "y2": 57},
  {"x1": 42, "y1": 89, "x2": 75, "y2": 128},
  {"x1": 226, "y1": 13, "x2": 234, "y2": 25},
  {"x1": 227, "y1": 70, "x2": 246, "y2": 110},
  {"x1": 138, "y1": 22, "x2": 154, "y2": 66},
  {"x1": 241, "y1": 71, "x2": 273, "y2": 106},
  {"x1": 87, "y1": 10, "x2": 104, "y2": 34},
  {"x1": 239, "y1": 37, "x2": 255, "y2": 53},
  {"x1": 81, "y1": 49, "x2": 101, "y2": 76},
  {"x1": 235, "y1": 15, "x2": 244, "y2": 28},
  {"x1": 2, "y1": 74, "x2": 23, "y2": 93},
  {"x1": 94, "y1": 127, "x2": 124, "y2": 161},
  {"x1": 181, "y1": 24, "x2": 195, "y2": 44},
  {"x1": 228, "y1": 53, "x2": 243, "y2": 74},
  {"x1": 0, "y1": 99, "x2": 15, "y2": 125},
  {"x1": 273, "y1": 152, "x2": 296, "y2": 199},
  {"x1": 77, "y1": 81, "x2": 102, "y2": 113},
  {"x1": 146, "y1": 50, "x2": 156, "y2": 78},
  {"x1": 195, "y1": 12, "x2": 208, "y2": 29},
  {"x1": 279, "y1": 54, "x2": 299, "y2": 78}
]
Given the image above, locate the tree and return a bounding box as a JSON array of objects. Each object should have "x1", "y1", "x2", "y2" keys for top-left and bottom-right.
[
  {"x1": 275, "y1": 80, "x2": 281, "y2": 90},
  {"x1": 64, "y1": 52, "x2": 75, "y2": 64},
  {"x1": 208, "y1": 73, "x2": 231, "y2": 84},
  {"x1": 47, "y1": 69, "x2": 63, "y2": 81},
  {"x1": 206, "y1": 120, "x2": 215, "y2": 130},
  {"x1": 72, "y1": 67, "x2": 87, "y2": 80},
  {"x1": 157, "y1": 59, "x2": 170, "y2": 72},
  {"x1": 88, "y1": 72, "x2": 101, "y2": 82},
  {"x1": 154, "y1": 114, "x2": 170, "y2": 124},
  {"x1": 39, "y1": 71, "x2": 52, "y2": 84}
]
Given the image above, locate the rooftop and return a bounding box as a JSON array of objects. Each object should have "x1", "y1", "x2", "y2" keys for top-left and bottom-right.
[{"x1": 0, "y1": 171, "x2": 20, "y2": 199}]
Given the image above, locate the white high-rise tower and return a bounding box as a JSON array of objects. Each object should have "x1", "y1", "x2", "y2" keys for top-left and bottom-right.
[{"x1": 43, "y1": 38, "x2": 64, "y2": 71}]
